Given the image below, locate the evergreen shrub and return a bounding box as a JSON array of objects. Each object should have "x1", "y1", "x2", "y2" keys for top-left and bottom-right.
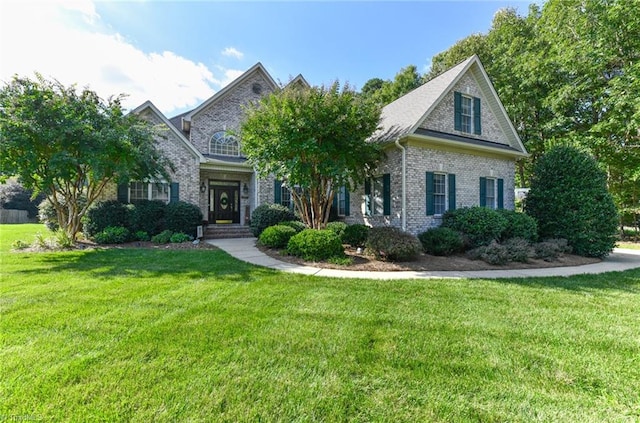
[
  {"x1": 524, "y1": 145, "x2": 618, "y2": 258},
  {"x1": 165, "y1": 201, "x2": 202, "y2": 238},
  {"x1": 259, "y1": 224, "x2": 297, "y2": 248},
  {"x1": 326, "y1": 221, "x2": 347, "y2": 239},
  {"x1": 342, "y1": 224, "x2": 370, "y2": 247},
  {"x1": 498, "y1": 209, "x2": 538, "y2": 242},
  {"x1": 84, "y1": 200, "x2": 129, "y2": 238},
  {"x1": 128, "y1": 200, "x2": 166, "y2": 236},
  {"x1": 418, "y1": 227, "x2": 464, "y2": 256},
  {"x1": 287, "y1": 229, "x2": 344, "y2": 261},
  {"x1": 442, "y1": 206, "x2": 508, "y2": 248},
  {"x1": 94, "y1": 226, "x2": 130, "y2": 245},
  {"x1": 250, "y1": 203, "x2": 297, "y2": 237},
  {"x1": 365, "y1": 227, "x2": 422, "y2": 262}
]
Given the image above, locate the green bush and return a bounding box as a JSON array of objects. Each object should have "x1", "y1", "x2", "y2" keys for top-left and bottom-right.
[
  {"x1": 259, "y1": 224, "x2": 297, "y2": 248},
  {"x1": 94, "y1": 226, "x2": 130, "y2": 245},
  {"x1": 38, "y1": 198, "x2": 59, "y2": 231},
  {"x1": 280, "y1": 220, "x2": 306, "y2": 233},
  {"x1": 468, "y1": 241, "x2": 510, "y2": 265},
  {"x1": 134, "y1": 231, "x2": 150, "y2": 242},
  {"x1": 250, "y1": 203, "x2": 297, "y2": 237},
  {"x1": 84, "y1": 200, "x2": 129, "y2": 238},
  {"x1": 0, "y1": 180, "x2": 45, "y2": 219},
  {"x1": 169, "y1": 232, "x2": 192, "y2": 243},
  {"x1": 418, "y1": 227, "x2": 464, "y2": 256},
  {"x1": 365, "y1": 227, "x2": 422, "y2": 262},
  {"x1": 524, "y1": 145, "x2": 618, "y2": 258},
  {"x1": 442, "y1": 206, "x2": 508, "y2": 248},
  {"x1": 498, "y1": 209, "x2": 538, "y2": 242},
  {"x1": 128, "y1": 200, "x2": 165, "y2": 236},
  {"x1": 151, "y1": 229, "x2": 173, "y2": 244},
  {"x1": 287, "y1": 229, "x2": 344, "y2": 261},
  {"x1": 503, "y1": 238, "x2": 532, "y2": 263},
  {"x1": 342, "y1": 224, "x2": 370, "y2": 247},
  {"x1": 533, "y1": 241, "x2": 562, "y2": 261},
  {"x1": 326, "y1": 221, "x2": 347, "y2": 239},
  {"x1": 165, "y1": 201, "x2": 203, "y2": 238}
]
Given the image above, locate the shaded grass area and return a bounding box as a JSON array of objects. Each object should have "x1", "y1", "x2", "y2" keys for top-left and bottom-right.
[{"x1": 2, "y1": 224, "x2": 640, "y2": 422}]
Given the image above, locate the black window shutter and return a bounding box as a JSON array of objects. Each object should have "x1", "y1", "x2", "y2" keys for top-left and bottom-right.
[
  {"x1": 454, "y1": 91, "x2": 462, "y2": 131},
  {"x1": 497, "y1": 178, "x2": 504, "y2": 209},
  {"x1": 364, "y1": 180, "x2": 371, "y2": 216},
  {"x1": 383, "y1": 173, "x2": 391, "y2": 216},
  {"x1": 426, "y1": 172, "x2": 434, "y2": 216},
  {"x1": 448, "y1": 174, "x2": 456, "y2": 211},
  {"x1": 474, "y1": 97, "x2": 482, "y2": 135},
  {"x1": 479, "y1": 177, "x2": 487, "y2": 207},
  {"x1": 344, "y1": 188, "x2": 350, "y2": 216},
  {"x1": 274, "y1": 179, "x2": 282, "y2": 204},
  {"x1": 117, "y1": 183, "x2": 129, "y2": 203},
  {"x1": 170, "y1": 182, "x2": 179, "y2": 203}
]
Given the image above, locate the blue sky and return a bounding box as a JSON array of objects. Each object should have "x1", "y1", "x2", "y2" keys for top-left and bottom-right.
[{"x1": 1, "y1": 1, "x2": 534, "y2": 117}]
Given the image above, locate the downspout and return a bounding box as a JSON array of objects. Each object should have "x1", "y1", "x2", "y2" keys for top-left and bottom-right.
[{"x1": 395, "y1": 139, "x2": 407, "y2": 232}]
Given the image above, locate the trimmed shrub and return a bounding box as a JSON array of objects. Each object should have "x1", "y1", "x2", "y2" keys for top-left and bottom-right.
[
  {"x1": 533, "y1": 241, "x2": 562, "y2": 261},
  {"x1": 365, "y1": 227, "x2": 422, "y2": 262},
  {"x1": 326, "y1": 221, "x2": 347, "y2": 239},
  {"x1": 503, "y1": 238, "x2": 532, "y2": 263},
  {"x1": 128, "y1": 200, "x2": 165, "y2": 236},
  {"x1": 165, "y1": 201, "x2": 203, "y2": 238},
  {"x1": 280, "y1": 220, "x2": 306, "y2": 233},
  {"x1": 259, "y1": 224, "x2": 297, "y2": 248},
  {"x1": 524, "y1": 145, "x2": 618, "y2": 258},
  {"x1": 169, "y1": 232, "x2": 192, "y2": 243},
  {"x1": 468, "y1": 241, "x2": 510, "y2": 265},
  {"x1": 498, "y1": 209, "x2": 538, "y2": 242},
  {"x1": 342, "y1": 224, "x2": 370, "y2": 247},
  {"x1": 94, "y1": 226, "x2": 130, "y2": 245},
  {"x1": 151, "y1": 229, "x2": 173, "y2": 244},
  {"x1": 442, "y1": 206, "x2": 508, "y2": 248},
  {"x1": 134, "y1": 231, "x2": 150, "y2": 242},
  {"x1": 287, "y1": 229, "x2": 344, "y2": 261},
  {"x1": 418, "y1": 227, "x2": 464, "y2": 256},
  {"x1": 84, "y1": 200, "x2": 129, "y2": 238},
  {"x1": 250, "y1": 203, "x2": 297, "y2": 237}
]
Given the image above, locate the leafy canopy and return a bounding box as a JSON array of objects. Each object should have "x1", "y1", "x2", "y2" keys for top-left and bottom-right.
[
  {"x1": 0, "y1": 74, "x2": 172, "y2": 239},
  {"x1": 241, "y1": 82, "x2": 382, "y2": 229}
]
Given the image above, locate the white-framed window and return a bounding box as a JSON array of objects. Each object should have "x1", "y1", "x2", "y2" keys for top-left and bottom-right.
[
  {"x1": 372, "y1": 176, "x2": 385, "y2": 216},
  {"x1": 461, "y1": 95, "x2": 473, "y2": 134},
  {"x1": 484, "y1": 178, "x2": 496, "y2": 209},
  {"x1": 281, "y1": 184, "x2": 292, "y2": 209},
  {"x1": 433, "y1": 173, "x2": 447, "y2": 215},
  {"x1": 129, "y1": 182, "x2": 170, "y2": 204},
  {"x1": 210, "y1": 131, "x2": 239, "y2": 156}
]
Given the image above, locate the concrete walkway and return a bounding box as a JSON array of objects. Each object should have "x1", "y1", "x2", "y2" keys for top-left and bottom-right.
[{"x1": 206, "y1": 237, "x2": 640, "y2": 279}]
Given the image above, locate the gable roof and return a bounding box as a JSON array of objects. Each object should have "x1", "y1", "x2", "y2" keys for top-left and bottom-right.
[
  {"x1": 375, "y1": 55, "x2": 527, "y2": 156},
  {"x1": 184, "y1": 62, "x2": 279, "y2": 122},
  {"x1": 131, "y1": 101, "x2": 204, "y2": 161}
]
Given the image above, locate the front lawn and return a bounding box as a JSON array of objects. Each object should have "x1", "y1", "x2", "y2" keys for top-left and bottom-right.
[{"x1": 2, "y1": 224, "x2": 639, "y2": 422}]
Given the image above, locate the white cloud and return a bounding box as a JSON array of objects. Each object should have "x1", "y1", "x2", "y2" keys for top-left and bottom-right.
[
  {"x1": 0, "y1": 0, "x2": 236, "y2": 116},
  {"x1": 221, "y1": 47, "x2": 244, "y2": 60}
]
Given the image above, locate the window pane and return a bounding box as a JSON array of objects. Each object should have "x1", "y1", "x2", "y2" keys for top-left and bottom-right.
[
  {"x1": 486, "y1": 179, "x2": 495, "y2": 209},
  {"x1": 337, "y1": 186, "x2": 346, "y2": 216},
  {"x1": 210, "y1": 131, "x2": 239, "y2": 156},
  {"x1": 461, "y1": 96, "x2": 472, "y2": 133},
  {"x1": 151, "y1": 183, "x2": 169, "y2": 203},
  {"x1": 434, "y1": 174, "x2": 446, "y2": 215},
  {"x1": 373, "y1": 177, "x2": 384, "y2": 215},
  {"x1": 130, "y1": 182, "x2": 147, "y2": 202},
  {"x1": 281, "y1": 186, "x2": 291, "y2": 208}
]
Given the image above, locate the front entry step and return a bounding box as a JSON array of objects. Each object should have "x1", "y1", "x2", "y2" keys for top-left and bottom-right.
[{"x1": 205, "y1": 224, "x2": 254, "y2": 239}]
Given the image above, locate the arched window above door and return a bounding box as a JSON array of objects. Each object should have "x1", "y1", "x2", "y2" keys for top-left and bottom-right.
[{"x1": 210, "y1": 131, "x2": 239, "y2": 156}]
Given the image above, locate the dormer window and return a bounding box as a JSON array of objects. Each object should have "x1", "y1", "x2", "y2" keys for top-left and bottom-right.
[
  {"x1": 454, "y1": 91, "x2": 482, "y2": 135},
  {"x1": 210, "y1": 131, "x2": 239, "y2": 156}
]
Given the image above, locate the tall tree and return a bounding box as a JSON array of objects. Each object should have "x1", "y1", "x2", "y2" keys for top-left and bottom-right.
[
  {"x1": 0, "y1": 74, "x2": 172, "y2": 240},
  {"x1": 241, "y1": 82, "x2": 383, "y2": 229},
  {"x1": 361, "y1": 65, "x2": 424, "y2": 106}
]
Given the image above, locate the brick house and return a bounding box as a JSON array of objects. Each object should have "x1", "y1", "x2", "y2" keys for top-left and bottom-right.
[{"x1": 116, "y1": 55, "x2": 527, "y2": 236}]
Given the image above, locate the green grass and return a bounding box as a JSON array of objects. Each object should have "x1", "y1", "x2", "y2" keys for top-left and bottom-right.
[
  {"x1": 2, "y1": 224, "x2": 640, "y2": 422},
  {"x1": 618, "y1": 241, "x2": 640, "y2": 250}
]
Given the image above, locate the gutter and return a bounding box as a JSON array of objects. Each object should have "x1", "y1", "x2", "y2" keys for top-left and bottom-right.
[{"x1": 395, "y1": 139, "x2": 407, "y2": 232}]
